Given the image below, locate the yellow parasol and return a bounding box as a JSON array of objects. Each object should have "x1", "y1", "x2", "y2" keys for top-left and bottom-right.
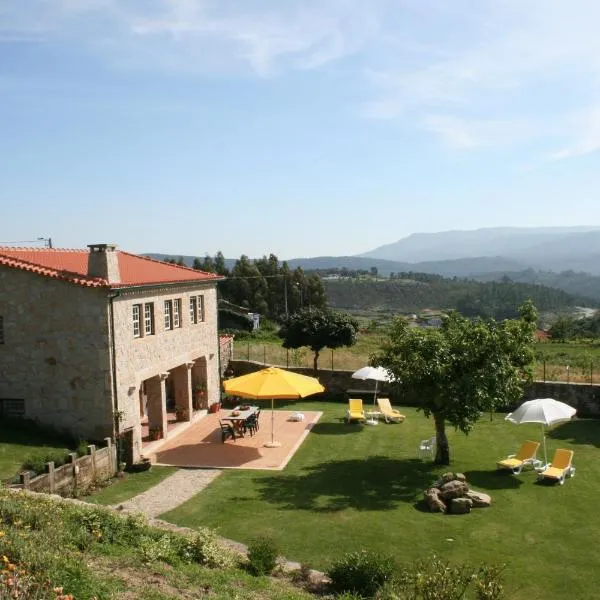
[{"x1": 223, "y1": 367, "x2": 324, "y2": 447}]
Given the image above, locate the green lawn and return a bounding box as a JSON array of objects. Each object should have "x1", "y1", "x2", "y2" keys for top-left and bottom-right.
[
  {"x1": 0, "y1": 420, "x2": 74, "y2": 483},
  {"x1": 163, "y1": 400, "x2": 600, "y2": 600},
  {"x1": 86, "y1": 466, "x2": 178, "y2": 505}
]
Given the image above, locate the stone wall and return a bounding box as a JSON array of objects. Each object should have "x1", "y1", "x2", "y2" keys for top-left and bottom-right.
[
  {"x1": 0, "y1": 267, "x2": 114, "y2": 440},
  {"x1": 230, "y1": 360, "x2": 600, "y2": 416},
  {"x1": 19, "y1": 438, "x2": 117, "y2": 496}
]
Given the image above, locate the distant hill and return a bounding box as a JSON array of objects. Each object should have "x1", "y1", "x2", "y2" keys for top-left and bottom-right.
[
  {"x1": 359, "y1": 226, "x2": 600, "y2": 273},
  {"x1": 472, "y1": 269, "x2": 600, "y2": 301},
  {"x1": 324, "y1": 274, "x2": 596, "y2": 320}
]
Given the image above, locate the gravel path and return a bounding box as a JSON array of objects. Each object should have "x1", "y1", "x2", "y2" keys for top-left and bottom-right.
[{"x1": 115, "y1": 468, "x2": 221, "y2": 518}]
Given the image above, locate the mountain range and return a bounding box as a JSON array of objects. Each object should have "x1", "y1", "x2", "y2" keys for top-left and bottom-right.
[{"x1": 146, "y1": 226, "x2": 600, "y2": 300}]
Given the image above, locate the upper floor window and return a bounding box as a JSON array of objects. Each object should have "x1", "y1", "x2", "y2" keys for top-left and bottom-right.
[
  {"x1": 189, "y1": 295, "x2": 205, "y2": 324},
  {"x1": 189, "y1": 297, "x2": 198, "y2": 324},
  {"x1": 173, "y1": 299, "x2": 182, "y2": 328},
  {"x1": 0, "y1": 316, "x2": 4, "y2": 344},
  {"x1": 144, "y1": 303, "x2": 155, "y2": 336},
  {"x1": 132, "y1": 305, "x2": 142, "y2": 338},
  {"x1": 164, "y1": 300, "x2": 173, "y2": 330}
]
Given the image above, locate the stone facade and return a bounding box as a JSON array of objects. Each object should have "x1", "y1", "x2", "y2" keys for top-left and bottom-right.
[
  {"x1": 0, "y1": 264, "x2": 221, "y2": 462},
  {"x1": 0, "y1": 268, "x2": 114, "y2": 440}
]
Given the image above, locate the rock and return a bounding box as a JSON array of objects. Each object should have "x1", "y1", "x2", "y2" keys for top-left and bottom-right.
[
  {"x1": 424, "y1": 488, "x2": 446, "y2": 513},
  {"x1": 466, "y1": 490, "x2": 492, "y2": 508},
  {"x1": 440, "y1": 480, "x2": 469, "y2": 501},
  {"x1": 449, "y1": 497, "x2": 473, "y2": 514},
  {"x1": 441, "y1": 472, "x2": 455, "y2": 484},
  {"x1": 455, "y1": 473, "x2": 467, "y2": 482}
]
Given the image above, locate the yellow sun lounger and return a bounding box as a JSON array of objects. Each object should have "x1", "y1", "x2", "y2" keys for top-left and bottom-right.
[
  {"x1": 346, "y1": 398, "x2": 366, "y2": 423},
  {"x1": 537, "y1": 449, "x2": 576, "y2": 485},
  {"x1": 376, "y1": 398, "x2": 406, "y2": 423},
  {"x1": 497, "y1": 440, "x2": 540, "y2": 475}
]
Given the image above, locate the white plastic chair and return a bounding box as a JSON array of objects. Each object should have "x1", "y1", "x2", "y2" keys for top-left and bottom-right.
[{"x1": 419, "y1": 436, "x2": 436, "y2": 459}]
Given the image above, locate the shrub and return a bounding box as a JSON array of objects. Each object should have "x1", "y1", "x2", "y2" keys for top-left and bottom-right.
[
  {"x1": 328, "y1": 550, "x2": 395, "y2": 598},
  {"x1": 376, "y1": 557, "x2": 505, "y2": 600},
  {"x1": 21, "y1": 450, "x2": 69, "y2": 475},
  {"x1": 178, "y1": 527, "x2": 237, "y2": 569},
  {"x1": 247, "y1": 535, "x2": 279, "y2": 576},
  {"x1": 76, "y1": 440, "x2": 89, "y2": 457}
]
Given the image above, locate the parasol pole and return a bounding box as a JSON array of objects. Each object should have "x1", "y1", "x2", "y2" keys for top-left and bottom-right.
[
  {"x1": 373, "y1": 379, "x2": 379, "y2": 408},
  {"x1": 271, "y1": 398, "x2": 275, "y2": 445},
  {"x1": 542, "y1": 423, "x2": 548, "y2": 465}
]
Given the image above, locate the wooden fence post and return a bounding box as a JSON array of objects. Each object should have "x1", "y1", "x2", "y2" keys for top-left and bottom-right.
[
  {"x1": 20, "y1": 471, "x2": 31, "y2": 490},
  {"x1": 104, "y1": 437, "x2": 114, "y2": 475},
  {"x1": 87, "y1": 444, "x2": 97, "y2": 479},
  {"x1": 46, "y1": 461, "x2": 55, "y2": 494}
]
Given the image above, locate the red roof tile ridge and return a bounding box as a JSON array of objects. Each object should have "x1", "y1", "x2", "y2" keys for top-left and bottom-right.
[
  {"x1": 0, "y1": 253, "x2": 108, "y2": 287},
  {"x1": 0, "y1": 246, "x2": 85, "y2": 253},
  {"x1": 121, "y1": 251, "x2": 222, "y2": 279}
]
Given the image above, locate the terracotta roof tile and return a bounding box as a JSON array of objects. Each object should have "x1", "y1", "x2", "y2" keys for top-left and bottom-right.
[{"x1": 0, "y1": 247, "x2": 222, "y2": 288}]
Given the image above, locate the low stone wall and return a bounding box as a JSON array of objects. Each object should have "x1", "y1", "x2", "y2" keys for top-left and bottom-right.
[
  {"x1": 230, "y1": 360, "x2": 600, "y2": 417},
  {"x1": 19, "y1": 438, "x2": 117, "y2": 496}
]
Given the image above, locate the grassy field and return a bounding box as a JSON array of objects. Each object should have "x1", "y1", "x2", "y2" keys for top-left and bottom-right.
[
  {"x1": 0, "y1": 420, "x2": 75, "y2": 483},
  {"x1": 163, "y1": 400, "x2": 599, "y2": 600},
  {"x1": 235, "y1": 336, "x2": 600, "y2": 382},
  {"x1": 86, "y1": 466, "x2": 178, "y2": 505}
]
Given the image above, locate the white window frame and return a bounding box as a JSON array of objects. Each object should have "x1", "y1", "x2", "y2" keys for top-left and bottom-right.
[
  {"x1": 198, "y1": 294, "x2": 205, "y2": 322},
  {"x1": 144, "y1": 303, "x2": 154, "y2": 336},
  {"x1": 173, "y1": 299, "x2": 182, "y2": 328},
  {"x1": 164, "y1": 300, "x2": 173, "y2": 330},
  {"x1": 189, "y1": 297, "x2": 197, "y2": 324},
  {"x1": 133, "y1": 304, "x2": 142, "y2": 338}
]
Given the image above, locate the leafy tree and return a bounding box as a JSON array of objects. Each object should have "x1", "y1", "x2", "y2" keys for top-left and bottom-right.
[
  {"x1": 279, "y1": 308, "x2": 359, "y2": 372},
  {"x1": 374, "y1": 301, "x2": 538, "y2": 464},
  {"x1": 548, "y1": 316, "x2": 575, "y2": 342}
]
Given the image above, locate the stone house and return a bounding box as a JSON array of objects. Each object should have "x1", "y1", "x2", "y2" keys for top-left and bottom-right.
[{"x1": 0, "y1": 244, "x2": 223, "y2": 462}]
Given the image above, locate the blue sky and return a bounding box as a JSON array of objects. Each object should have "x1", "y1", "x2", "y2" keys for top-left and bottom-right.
[{"x1": 2, "y1": 0, "x2": 600, "y2": 259}]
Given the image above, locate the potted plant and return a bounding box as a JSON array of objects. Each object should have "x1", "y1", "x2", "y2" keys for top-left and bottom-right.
[
  {"x1": 209, "y1": 402, "x2": 221, "y2": 414},
  {"x1": 175, "y1": 406, "x2": 190, "y2": 421},
  {"x1": 193, "y1": 382, "x2": 207, "y2": 410},
  {"x1": 149, "y1": 427, "x2": 162, "y2": 441}
]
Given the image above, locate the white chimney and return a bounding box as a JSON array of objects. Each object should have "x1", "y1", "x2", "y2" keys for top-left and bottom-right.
[{"x1": 87, "y1": 243, "x2": 120, "y2": 283}]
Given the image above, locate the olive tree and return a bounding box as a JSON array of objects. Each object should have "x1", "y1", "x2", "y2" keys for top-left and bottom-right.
[{"x1": 375, "y1": 301, "x2": 538, "y2": 465}]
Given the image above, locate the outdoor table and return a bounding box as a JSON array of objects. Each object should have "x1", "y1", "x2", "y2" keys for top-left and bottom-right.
[
  {"x1": 222, "y1": 406, "x2": 258, "y2": 436},
  {"x1": 365, "y1": 410, "x2": 382, "y2": 426}
]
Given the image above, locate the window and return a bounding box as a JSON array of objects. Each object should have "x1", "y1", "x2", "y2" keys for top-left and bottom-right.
[
  {"x1": 189, "y1": 297, "x2": 197, "y2": 324},
  {"x1": 164, "y1": 300, "x2": 173, "y2": 330},
  {"x1": 189, "y1": 295, "x2": 205, "y2": 324},
  {"x1": 198, "y1": 295, "x2": 205, "y2": 322},
  {"x1": 132, "y1": 305, "x2": 142, "y2": 338},
  {"x1": 173, "y1": 299, "x2": 182, "y2": 328},
  {"x1": 144, "y1": 303, "x2": 154, "y2": 335}
]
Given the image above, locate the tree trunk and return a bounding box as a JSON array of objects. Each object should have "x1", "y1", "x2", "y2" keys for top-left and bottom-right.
[
  {"x1": 433, "y1": 412, "x2": 450, "y2": 465},
  {"x1": 313, "y1": 350, "x2": 320, "y2": 374}
]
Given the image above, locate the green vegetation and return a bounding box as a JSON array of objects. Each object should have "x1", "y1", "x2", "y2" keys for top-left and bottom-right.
[
  {"x1": 236, "y1": 334, "x2": 600, "y2": 383},
  {"x1": 324, "y1": 276, "x2": 594, "y2": 319},
  {"x1": 548, "y1": 312, "x2": 600, "y2": 341},
  {"x1": 196, "y1": 252, "x2": 327, "y2": 320},
  {"x1": 0, "y1": 419, "x2": 77, "y2": 483},
  {"x1": 0, "y1": 490, "x2": 312, "y2": 599},
  {"x1": 86, "y1": 466, "x2": 178, "y2": 505},
  {"x1": 375, "y1": 302, "x2": 537, "y2": 464},
  {"x1": 163, "y1": 400, "x2": 600, "y2": 600},
  {"x1": 279, "y1": 308, "x2": 360, "y2": 371},
  {"x1": 247, "y1": 536, "x2": 279, "y2": 576}
]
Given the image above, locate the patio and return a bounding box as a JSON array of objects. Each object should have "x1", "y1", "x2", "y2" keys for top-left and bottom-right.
[{"x1": 147, "y1": 409, "x2": 322, "y2": 470}]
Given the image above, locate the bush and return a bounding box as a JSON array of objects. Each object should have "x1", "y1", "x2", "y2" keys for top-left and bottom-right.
[
  {"x1": 178, "y1": 527, "x2": 237, "y2": 569},
  {"x1": 328, "y1": 550, "x2": 395, "y2": 598},
  {"x1": 247, "y1": 535, "x2": 279, "y2": 576},
  {"x1": 376, "y1": 557, "x2": 505, "y2": 600},
  {"x1": 21, "y1": 450, "x2": 69, "y2": 475}
]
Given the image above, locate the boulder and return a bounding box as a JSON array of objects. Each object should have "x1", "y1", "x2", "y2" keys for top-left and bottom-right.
[
  {"x1": 465, "y1": 490, "x2": 492, "y2": 508},
  {"x1": 441, "y1": 472, "x2": 455, "y2": 484},
  {"x1": 440, "y1": 480, "x2": 469, "y2": 501},
  {"x1": 424, "y1": 488, "x2": 446, "y2": 513},
  {"x1": 455, "y1": 473, "x2": 467, "y2": 483},
  {"x1": 449, "y1": 497, "x2": 473, "y2": 514}
]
